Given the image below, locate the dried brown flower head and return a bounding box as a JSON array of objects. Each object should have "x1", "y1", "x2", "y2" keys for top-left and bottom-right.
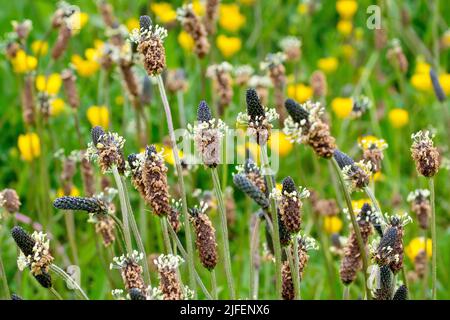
[
  {"x1": 262, "y1": 52, "x2": 287, "y2": 122},
  {"x1": 206, "y1": 62, "x2": 233, "y2": 115},
  {"x1": 203, "y1": 0, "x2": 219, "y2": 35},
  {"x1": 310, "y1": 70, "x2": 327, "y2": 97},
  {"x1": 52, "y1": 25, "x2": 72, "y2": 60},
  {"x1": 0, "y1": 188, "x2": 21, "y2": 213},
  {"x1": 88, "y1": 126, "x2": 126, "y2": 174},
  {"x1": 386, "y1": 40, "x2": 408, "y2": 73},
  {"x1": 111, "y1": 251, "x2": 146, "y2": 294},
  {"x1": 189, "y1": 207, "x2": 218, "y2": 270},
  {"x1": 61, "y1": 69, "x2": 79, "y2": 109},
  {"x1": 154, "y1": 254, "x2": 185, "y2": 300},
  {"x1": 411, "y1": 131, "x2": 440, "y2": 177},
  {"x1": 177, "y1": 5, "x2": 210, "y2": 58},
  {"x1": 21, "y1": 75, "x2": 35, "y2": 125},
  {"x1": 407, "y1": 189, "x2": 431, "y2": 230},
  {"x1": 166, "y1": 69, "x2": 188, "y2": 93},
  {"x1": 277, "y1": 177, "x2": 309, "y2": 234},
  {"x1": 80, "y1": 150, "x2": 95, "y2": 197},
  {"x1": 95, "y1": 214, "x2": 116, "y2": 247}
]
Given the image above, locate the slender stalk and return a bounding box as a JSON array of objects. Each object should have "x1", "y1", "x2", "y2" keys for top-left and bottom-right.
[
  {"x1": 49, "y1": 264, "x2": 89, "y2": 300},
  {"x1": 343, "y1": 285, "x2": 350, "y2": 300},
  {"x1": 156, "y1": 74, "x2": 197, "y2": 294},
  {"x1": 107, "y1": 213, "x2": 128, "y2": 252},
  {"x1": 331, "y1": 158, "x2": 371, "y2": 299},
  {"x1": 160, "y1": 218, "x2": 173, "y2": 254},
  {"x1": 0, "y1": 254, "x2": 10, "y2": 299},
  {"x1": 250, "y1": 217, "x2": 261, "y2": 299},
  {"x1": 64, "y1": 211, "x2": 79, "y2": 265},
  {"x1": 211, "y1": 167, "x2": 236, "y2": 299},
  {"x1": 291, "y1": 238, "x2": 302, "y2": 300},
  {"x1": 363, "y1": 187, "x2": 383, "y2": 220},
  {"x1": 210, "y1": 270, "x2": 218, "y2": 299},
  {"x1": 429, "y1": 177, "x2": 437, "y2": 299},
  {"x1": 176, "y1": 91, "x2": 186, "y2": 128},
  {"x1": 286, "y1": 246, "x2": 301, "y2": 300},
  {"x1": 111, "y1": 167, "x2": 133, "y2": 254},
  {"x1": 260, "y1": 143, "x2": 282, "y2": 299},
  {"x1": 50, "y1": 287, "x2": 63, "y2": 300}
]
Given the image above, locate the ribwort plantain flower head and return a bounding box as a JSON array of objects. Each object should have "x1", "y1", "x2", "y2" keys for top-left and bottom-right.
[
  {"x1": 411, "y1": 130, "x2": 440, "y2": 177},
  {"x1": 233, "y1": 173, "x2": 269, "y2": 209},
  {"x1": 53, "y1": 195, "x2": 109, "y2": 214},
  {"x1": 334, "y1": 150, "x2": 372, "y2": 191},
  {"x1": 0, "y1": 188, "x2": 21, "y2": 213},
  {"x1": 407, "y1": 189, "x2": 431, "y2": 229}
]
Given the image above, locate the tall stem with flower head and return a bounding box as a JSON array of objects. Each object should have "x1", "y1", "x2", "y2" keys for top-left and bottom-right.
[
  {"x1": 49, "y1": 264, "x2": 89, "y2": 300},
  {"x1": 429, "y1": 177, "x2": 437, "y2": 299}
]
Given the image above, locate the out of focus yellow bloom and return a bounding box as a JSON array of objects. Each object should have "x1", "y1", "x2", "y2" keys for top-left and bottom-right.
[
  {"x1": 219, "y1": 4, "x2": 246, "y2": 32},
  {"x1": 331, "y1": 97, "x2": 353, "y2": 119},
  {"x1": 71, "y1": 12, "x2": 89, "y2": 34},
  {"x1": 36, "y1": 73, "x2": 62, "y2": 95},
  {"x1": 371, "y1": 171, "x2": 384, "y2": 182},
  {"x1": 318, "y1": 57, "x2": 339, "y2": 73},
  {"x1": 126, "y1": 18, "x2": 139, "y2": 31},
  {"x1": 71, "y1": 51, "x2": 100, "y2": 77},
  {"x1": 357, "y1": 135, "x2": 388, "y2": 151},
  {"x1": 150, "y1": 2, "x2": 177, "y2": 24},
  {"x1": 154, "y1": 143, "x2": 183, "y2": 166},
  {"x1": 18, "y1": 132, "x2": 41, "y2": 162},
  {"x1": 268, "y1": 131, "x2": 293, "y2": 157},
  {"x1": 276, "y1": 183, "x2": 282, "y2": 191},
  {"x1": 323, "y1": 216, "x2": 343, "y2": 234},
  {"x1": 10, "y1": 50, "x2": 37, "y2": 74},
  {"x1": 441, "y1": 30, "x2": 450, "y2": 48},
  {"x1": 287, "y1": 83, "x2": 313, "y2": 103},
  {"x1": 57, "y1": 186, "x2": 80, "y2": 198},
  {"x1": 216, "y1": 35, "x2": 242, "y2": 58},
  {"x1": 31, "y1": 40, "x2": 49, "y2": 56},
  {"x1": 50, "y1": 98, "x2": 65, "y2": 116},
  {"x1": 415, "y1": 60, "x2": 431, "y2": 74},
  {"x1": 410, "y1": 73, "x2": 432, "y2": 91},
  {"x1": 388, "y1": 108, "x2": 409, "y2": 128},
  {"x1": 337, "y1": 19, "x2": 353, "y2": 36},
  {"x1": 192, "y1": 0, "x2": 205, "y2": 16},
  {"x1": 438, "y1": 73, "x2": 450, "y2": 94},
  {"x1": 336, "y1": 0, "x2": 358, "y2": 19},
  {"x1": 351, "y1": 198, "x2": 370, "y2": 213},
  {"x1": 178, "y1": 31, "x2": 195, "y2": 52},
  {"x1": 297, "y1": 3, "x2": 309, "y2": 15},
  {"x1": 405, "y1": 237, "x2": 432, "y2": 262},
  {"x1": 341, "y1": 44, "x2": 355, "y2": 59},
  {"x1": 87, "y1": 105, "x2": 109, "y2": 128}
]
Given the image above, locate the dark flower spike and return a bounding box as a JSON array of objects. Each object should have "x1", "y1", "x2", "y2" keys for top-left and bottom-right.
[
  {"x1": 129, "y1": 287, "x2": 146, "y2": 300},
  {"x1": 127, "y1": 153, "x2": 138, "y2": 170},
  {"x1": 34, "y1": 272, "x2": 52, "y2": 288},
  {"x1": 197, "y1": 100, "x2": 213, "y2": 123},
  {"x1": 11, "y1": 226, "x2": 35, "y2": 257},
  {"x1": 284, "y1": 98, "x2": 309, "y2": 124},
  {"x1": 392, "y1": 285, "x2": 408, "y2": 300},
  {"x1": 233, "y1": 174, "x2": 269, "y2": 209},
  {"x1": 430, "y1": 69, "x2": 446, "y2": 102},
  {"x1": 361, "y1": 202, "x2": 383, "y2": 237},
  {"x1": 188, "y1": 207, "x2": 200, "y2": 217},
  {"x1": 333, "y1": 150, "x2": 355, "y2": 169},
  {"x1": 374, "y1": 265, "x2": 394, "y2": 300},
  {"x1": 246, "y1": 88, "x2": 265, "y2": 120},
  {"x1": 11, "y1": 294, "x2": 23, "y2": 300},
  {"x1": 146, "y1": 145, "x2": 158, "y2": 158},
  {"x1": 53, "y1": 196, "x2": 107, "y2": 214},
  {"x1": 244, "y1": 157, "x2": 260, "y2": 174},
  {"x1": 281, "y1": 176, "x2": 296, "y2": 193},
  {"x1": 378, "y1": 226, "x2": 398, "y2": 251},
  {"x1": 139, "y1": 15, "x2": 152, "y2": 32},
  {"x1": 91, "y1": 126, "x2": 105, "y2": 145}
]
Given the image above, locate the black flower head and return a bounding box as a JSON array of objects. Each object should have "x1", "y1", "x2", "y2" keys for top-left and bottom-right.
[
  {"x1": 197, "y1": 100, "x2": 213, "y2": 123},
  {"x1": 146, "y1": 145, "x2": 158, "y2": 158},
  {"x1": 244, "y1": 157, "x2": 259, "y2": 174},
  {"x1": 361, "y1": 202, "x2": 383, "y2": 236},
  {"x1": 284, "y1": 98, "x2": 309, "y2": 124},
  {"x1": 281, "y1": 176, "x2": 296, "y2": 193},
  {"x1": 91, "y1": 126, "x2": 105, "y2": 145},
  {"x1": 378, "y1": 226, "x2": 398, "y2": 250},
  {"x1": 128, "y1": 153, "x2": 138, "y2": 170},
  {"x1": 139, "y1": 15, "x2": 152, "y2": 32},
  {"x1": 333, "y1": 150, "x2": 355, "y2": 169},
  {"x1": 233, "y1": 173, "x2": 269, "y2": 209},
  {"x1": 392, "y1": 285, "x2": 408, "y2": 300},
  {"x1": 34, "y1": 272, "x2": 52, "y2": 288},
  {"x1": 11, "y1": 226, "x2": 35, "y2": 257},
  {"x1": 374, "y1": 265, "x2": 394, "y2": 300},
  {"x1": 129, "y1": 287, "x2": 146, "y2": 300},
  {"x1": 246, "y1": 88, "x2": 265, "y2": 120},
  {"x1": 430, "y1": 69, "x2": 446, "y2": 102},
  {"x1": 53, "y1": 196, "x2": 108, "y2": 214}
]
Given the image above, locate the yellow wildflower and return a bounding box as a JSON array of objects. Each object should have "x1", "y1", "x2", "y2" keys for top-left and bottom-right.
[
  {"x1": 150, "y1": 2, "x2": 177, "y2": 24},
  {"x1": 351, "y1": 198, "x2": 370, "y2": 213},
  {"x1": 126, "y1": 18, "x2": 139, "y2": 31},
  {"x1": 269, "y1": 131, "x2": 293, "y2": 157},
  {"x1": 287, "y1": 83, "x2": 313, "y2": 103},
  {"x1": 336, "y1": 0, "x2": 358, "y2": 20},
  {"x1": 415, "y1": 60, "x2": 431, "y2": 74},
  {"x1": 71, "y1": 12, "x2": 89, "y2": 34},
  {"x1": 216, "y1": 35, "x2": 242, "y2": 58},
  {"x1": 341, "y1": 44, "x2": 355, "y2": 59},
  {"x1": 276, "y1": 183, "x2": 282, "y2": 191},
  {"x1": 371, "y1": 171, "x2": 384, "y2": 182},
  {"x1": 438, "y1": 73, "x2": 450, "y2": 94},
  {"x1": 405, "y1": 237, "x2": 432, "y2": 262},
  {"x1": 18, "y1": 132, "x2": 41, "y2": 162},
  {"x1": 410, "y1": 73, "x2": 432, "y2": 92},
  {"x1": 87, "y1": 105, "x2": 109, "y2": 128},
  {"x1": 178, "y1": 31, "x2": 195, "y2": 52},
  {"x1": 36, "y1": 73, "x2": 62, "y2": 95},
  {"x1": 71, "y1": 47, "x2": 100, "y2": 77},
  {"x1": 10, "y1": 50, "x2": 37, "y2": 74},
  {"x1": 57, "y1": 186, "x2": 80, "y2": 198},
  {"x1": 192, "y1": 0, "x2": 205, "y2": 16},
  {"x1": 323, "y1": 216, "x2": 343, "y2": 234},
  {"x1": 50, "y1": 98, "x2": 65, "y2": 116},
  {"x1": 357, "y1": 135, "x2": 388, "y2": 151},
  {"x1": 219, "y1": 4, "x2": 246, "y2": 33},
  {"x1": 317, "y1": 57, "x2": 339, "y2": 74},
  {"x1": 297, "y1": 3, "x2": 309, "y2": 15},
  {"x1": 331, "y1": 97, "x2": 353, "y2": 119},
  {"x1": 31, "y1": 40, "x2": 49, "y2": 56},
  {"x1": 154, "y1": 144, "x2": 183, "y2": 166},
  {"x1": 337, "y1": 19, "x2": 353, "y2": 36},
  {"x1": 388, "y1": 108, "x2": 409, "y2": 128}
]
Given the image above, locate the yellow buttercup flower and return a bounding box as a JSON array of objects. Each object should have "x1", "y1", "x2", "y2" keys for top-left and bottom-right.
[
  {"x1": 57, "y1": 186, "x2": 80, "y2": 198},
  {"x1": 371, "y1": 171, "x2": 384, "y2": 182},
  {"x1": 268, "y1": 131, "x2": 293, "y2": 157},
  {"x1": 18, "y1": 132, "x2": 41, "y2": 162},
  {"x1": 31, "y1": 40, "x2": 49, "y2": 56},
  {"x1": 357, "y1": 135, "x2": 388, "y2": 151},
  {"x1": 331, "y1": 97, "x2": 353, "y2": 119},
  {"x1": 219, "y1": 4, "x2": 246, "y2": 33},
  {"x1": 297, "y1": 3, "x2": 309, "y2": 15},
  {"x1": 50, "y1": 98, "x2": 65, "y2": 116},
  {"x1": 36, "y1": 73, "x2": 62, "y2": 95},
  {"x1": 351, "y1": 198, "x2": 370, "y2": 213},
  {"x1": 192, "y1": 0, "x2": 205, "y2": 16},
  {"x1": 10, "y1": 50, "x2": 37, "y2": 74},
  {"x1": 276, "y1": 183, "x2": 282, "y2": 191},
  {"x1": 154, "y1": 144, "x2": 183, "y2": 166},
  {"x1": 150, "y1": 2, "x2": 177, "y2": 24},
  {"x1": 178, "y1": 31, "x2": 195, "y2": 52},
  {"x1": 323, "y1": 216, "x2": 343, "y2": 234},
  {"x1": 405, "y1": 237, "x2": 432, "y2": 262},
  {"x1": 216, "y1": 35, "x2": 242, "y2": 58},
  {"x1": 287, "y1": 83, "x2": 313, "y2": 103},
  {"x1": 410, "y1": 73, "x2": 432, "y2": 92},
  {"x1": 438, "y1": 73, "x2": 450, "y2": 94},
  {"x1": 317, "y1": 57, "x2": 339, "y2": 73},
  {"x1": 126, "y1": 18, "x2": 139, "y2": 31},
  {"x1": 336, "y1": 0, "x2": 358, "y2": 19},
  {"x1": 415, "y1": 60, "x2": 431, "y2": 74},
  {"x1": 71, "y1": 49, "x2": 100, "y2": 77},
  {"x1": 71, "y1": 12, "x2": 89, "y2": 34},
  {"x1": 87, "y1": 105, "x2": 109, "y2": 128},
  {"x1": 341, "y1": 44, "x2": 355, "y2": 59},
  {"x1": 337, "y1": 19, "x2": 353, "y2": 36},
  {"x1": 388, "y1": 108, "x2": 409, "y2": 128}
]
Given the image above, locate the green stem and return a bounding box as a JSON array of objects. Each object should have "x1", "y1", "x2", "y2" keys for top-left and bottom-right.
[
  {"x1": 0, "y1": 253, "x2": 10, "y2": 299},
  {"x1": 156, "y1": 74, "x2": 197, "y2": 294},
  {"x1": 50, "y1": 287, "x2": 63, "y2": 300},
  {"x1": 343, "y1": 285, "x2": 350, "y2": 300},
  {"x1": 211, "y1": 270, "x2": 218, "y2": 299},
  {"x1": 211, "y1": 167, "x2": 235, "y2": 299},
  {"x1": 286, "y1": 246, "x2": 301, "y2": 300},
  {"x1": 291, "y1": 238, "x2": 302, "y2": 300},
  {"x1": 429, "y1": 177, "x2": 437, "y2": 299},
  {"x1": 49, "y1": 264, "x2": 89, "y2": 300},
  {"x1": 160, "y1": 218, "x2": 173, "y2": 254},
  {"x1": 64, "y1": 211, "x2": 79, "y2": 265},
  {"x1": 260, "y1": 143, "x2": 282, "y2": 299},
  {"x1": 331, "y1": 158, "x2": 371, "y2": 300},
  {"x1": 250, "y1": 216, "x2": 261, "y2": 299},
  {"x1": 107, "y1": 213, "x2": 128, "y2": 252}
]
